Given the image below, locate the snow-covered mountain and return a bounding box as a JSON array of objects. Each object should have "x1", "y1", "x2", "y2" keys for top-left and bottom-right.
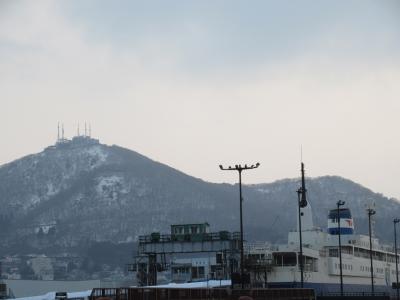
[{"x1": 0, "y1": 136, "x2": 399, "y2": 255}]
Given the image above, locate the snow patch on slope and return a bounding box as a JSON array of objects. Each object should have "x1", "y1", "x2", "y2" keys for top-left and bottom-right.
[
  {"x1": 46, "y1": 182, "x2": 58, "y2": 197},
  {"x1": 96, "y1": 175, "x2": 124, "y2": 194},
  {"x1": 27, "y1": 195, "x2": 41, "y2": 208},
  {"x1": 85, "y1": 146, "x2": 107, "y2": 169},
  {"x1": 256, "y1": 188, "x2": 270, "y2": 194}
]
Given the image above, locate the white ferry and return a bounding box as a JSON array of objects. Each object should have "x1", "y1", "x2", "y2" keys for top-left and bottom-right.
[{"x1": 259, "y1": 202, "x2": 399, "y2": 295}]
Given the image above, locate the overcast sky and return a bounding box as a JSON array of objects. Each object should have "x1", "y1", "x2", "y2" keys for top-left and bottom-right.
[{"x1": 1, "y1": 1, "x2": 400, "y2": 198}]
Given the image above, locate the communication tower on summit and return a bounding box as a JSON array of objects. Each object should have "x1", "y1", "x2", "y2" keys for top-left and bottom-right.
[{"x1": 51, "y1": 123, "x2": 99, "y2": 150}]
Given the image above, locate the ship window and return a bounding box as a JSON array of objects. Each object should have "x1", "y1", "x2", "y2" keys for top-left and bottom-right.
[
  {"x1": 302, "y1": 255, "x2": 318, "y2": 272},
  {"x1": 329, "y1": 209, "x2": 352, "y2": 219},
  {"x1": 273, "y1": 252, "x2": 296, "y2": 266},
  {"x1": 329, "y1": 249, "x2": 338, "y2": 257},
  {"x1": 173, "y1": 266, "x2": 190, "y2": 274},
  {"x1": 191, "y1": 266, "x2": 205, "y2": 279},
  {"x1": 174, "y1": 227, "x2": 183, "y2": 234},
  {"x1": 216, "y1": 253, "x2": 223, "y2": 264}
]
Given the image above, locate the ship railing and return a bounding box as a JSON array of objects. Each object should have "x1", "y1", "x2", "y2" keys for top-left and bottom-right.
[
  {"x1": 352, "y1": 241, "x2": 395, "y2": 253},
  {"x1": 244, "y1": 242, "x2": 273, "y2": 252},
  {"x1": 271, "y1": 262, "x2": 297, "y2": 268},
  {"x1": 90, "y1": 287, "x2": 316, "y2": 300},
  {"x1": 318, "y1": 291, "x2": 388, "y2": 297},
  {"x1": 302, "y1": 263, "x2": 314, "y2": 272},
  {"x1": 139, "y1": 231, "x2": 241, "y2": 244},
  {"x1": 270, "y1": 245, "x2": 279, "y2": 251},
  {"x1": 171, "y1": 273, "x2": 191, "y2": 282}
]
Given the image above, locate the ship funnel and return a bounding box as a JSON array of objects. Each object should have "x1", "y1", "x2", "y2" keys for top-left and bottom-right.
[{"x1": 328, "y1": 208, "x2": 354, "y2": 235}]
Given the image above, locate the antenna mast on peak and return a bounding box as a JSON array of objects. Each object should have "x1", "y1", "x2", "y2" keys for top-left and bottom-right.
[
  {"x1": 77, "y1": 123, "x2": 80, "y2": 136},
  {"x1": 89, "y1": 124, "x2": 92, "y2": 137},
  {"x1": 57, "y1": 122, "x2": 60, "y2": 142},
  {"x1": 62, "y1": 123, "x2": 65, "y2": 140}
]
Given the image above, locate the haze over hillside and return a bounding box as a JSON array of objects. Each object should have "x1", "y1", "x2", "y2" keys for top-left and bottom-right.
[
  {"x1": 2, "y1": 0, "x2": 399, "y2": 284},
  {"x1": 1, "y1": 136, "x2": 399, "y2": 255}
]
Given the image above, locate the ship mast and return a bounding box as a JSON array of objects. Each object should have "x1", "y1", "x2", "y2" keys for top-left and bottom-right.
[{"x1": 297, "y1": 162, "x2": 307, "y2": 288}]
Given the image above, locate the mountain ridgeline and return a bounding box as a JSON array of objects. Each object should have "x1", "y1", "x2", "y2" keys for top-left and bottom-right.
[{"x1": 0, "y1": 136, "x2": 399, "y2": 255}]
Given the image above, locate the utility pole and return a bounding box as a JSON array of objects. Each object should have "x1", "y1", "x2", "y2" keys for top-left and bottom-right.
[
  {"x1": 297, "y1": 162, "x2": 308, "y2": 288},
  {"x1": 394, "y1": 218, "x2": 400, "y2": 300},
  {"x1": 337, "y1": 200, "x2": 345, "y2": 297},
  {"x1": 219, "y1": 163, "x2": 260, "y2": 289},
  {"x1": 367, "y1": 207, "x2": 376, "y2": 295}
]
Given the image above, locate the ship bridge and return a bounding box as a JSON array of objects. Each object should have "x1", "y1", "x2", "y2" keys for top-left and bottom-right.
[{"x1": 272, "y1": 246, "x2": 319, "y2": 273}]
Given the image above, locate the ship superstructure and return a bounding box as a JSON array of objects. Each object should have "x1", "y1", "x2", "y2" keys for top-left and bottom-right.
[{"x1": 260, "y1": 203, "x2": 399, "y2": 295}]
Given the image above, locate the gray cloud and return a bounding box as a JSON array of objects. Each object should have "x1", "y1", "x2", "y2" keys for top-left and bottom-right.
[{"x1": 1, "y1": 0, "x2": 400, "y2": 199}]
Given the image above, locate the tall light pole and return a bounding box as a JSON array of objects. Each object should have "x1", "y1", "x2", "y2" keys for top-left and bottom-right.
[
  {"x1": 367, "y1": 207, "x2": 376, "y2": 295},
  {"x1": 219, "y1": 163, "x2": 260, "y2": 289},
  {"x1": 336, "y1": 200, "x2": 345, "y2": 297},
  {"x1": 297, "y1": 162, "x2": 308, "y2": 288},
  {"x1": 394, "y1": 218, "x2": 400, "y2": 300}
]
